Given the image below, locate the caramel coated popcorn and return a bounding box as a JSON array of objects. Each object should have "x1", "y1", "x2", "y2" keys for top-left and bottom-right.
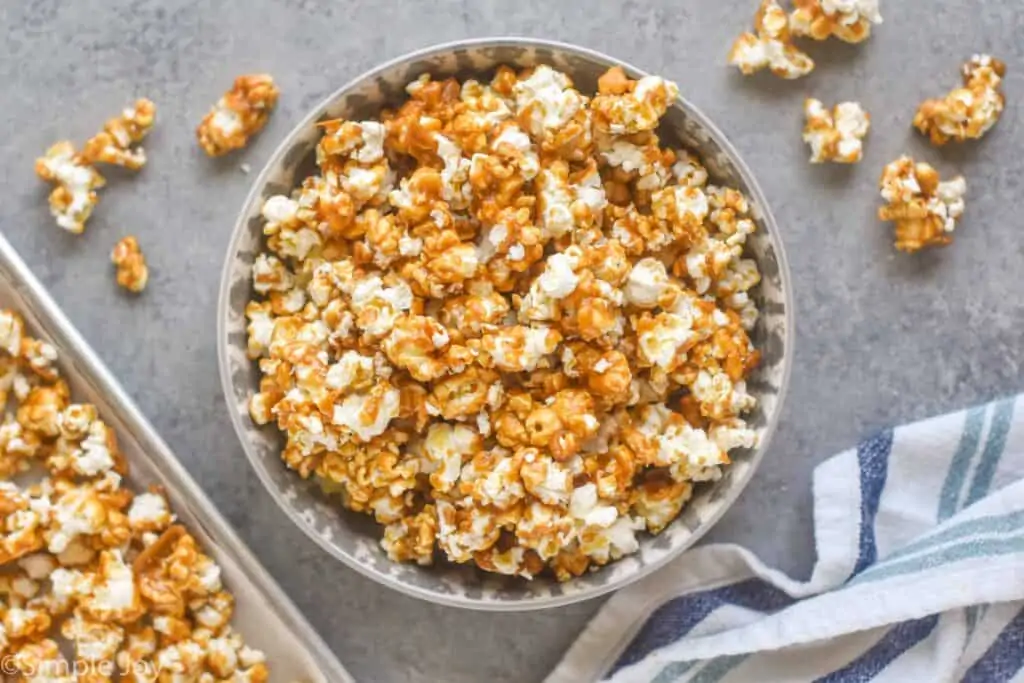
[
  {"x1": 111, "y1": 236, "x2": 149, "y2": 293},
  {"x1": 789, "y1": 0, "x2": 883, "y2": 43},
  {"x1": 35, "y1": 99, "x2": 156, "y2": 234},
  {"x1": 878, "y1": 156, "x2": 967, "y2": 253},
  {"x1": 197, "y1": 74, "x2": 279, "y2": 156},
  {"x1": 0, "y1": 309, "x2": 271, "y2": 680},
  {"x1": 802, "y1": 99, "x2": 870, "y2": 163},
  {"x1": 246, "y1": 64, "x2": 763, "y2": 581},
  {"x1": 728, "y1": 0, "x2": 815, "y2": 79},
  {"x1": 34, "y1": 142, "x2": 105, "y2": 234},
  {"x1": 914, "y1": 55, "x2": 1007, "y2": 146},
  {"x1": 82, "y1": 98, "x2": 157, "y2": 171}
]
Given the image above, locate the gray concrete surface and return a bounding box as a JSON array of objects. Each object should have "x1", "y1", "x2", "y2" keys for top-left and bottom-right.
[{"x1": 2, "y1": 1, "x2": 1022, "y2": 681}]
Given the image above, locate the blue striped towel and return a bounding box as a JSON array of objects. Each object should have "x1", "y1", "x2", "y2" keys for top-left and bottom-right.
[{"x1": 546, "y1": 396, "x2": 1024, "y2": 683}]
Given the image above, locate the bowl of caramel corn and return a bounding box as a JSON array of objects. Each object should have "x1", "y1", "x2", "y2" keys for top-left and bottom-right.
[{"x1": 218, "y1": 38, "x2": 792, "y2": 609}]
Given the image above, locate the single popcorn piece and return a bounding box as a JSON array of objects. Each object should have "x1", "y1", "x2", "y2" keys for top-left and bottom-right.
[
  {"x1": 82, "y1": 98, "x2": 157, "y2": 170},
  {"x1": 878, "y1": 156, "x2": 967, "y2": 253},
  {"x1": 513, "y1": 65, "x2": 584, "y2": 137},
  {"x1": 34, "y1": 141, "x2": 106, "y2": 234},
  {"x1": 802, "y1": 99, "x2": 870, "y2": 163},
  {"x1": 914, "y1": 55, "x2": 1007, "y2": 145},
  {"x1": 728, "y1": 0, "x2": 815, "y2": 79},
  {"x1": 591, "y1": 67, "x2": 680, "y2": 135},
  {"x1": 128, "y1": 489, "x2": 174, "y2": 533},
  {"x1": 790, "y1": 0, "x2": 883, "y2": 43},
  {"x1": 245, "y1": 63, "x2": 764, "y2": 582},
  {"x1": 197, "y1": 74, "x2": 279, "y2": 156},
  {"x1": 111, "y1": 236, "x2": 149, "y2": 293}
]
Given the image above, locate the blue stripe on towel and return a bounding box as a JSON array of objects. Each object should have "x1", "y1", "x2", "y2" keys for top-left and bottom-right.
[
  {"x1": 651, "y1": 661, "x2": 699, "y2": 683},
  {"x1": 853, "y1": 430, "x2": 894, "y2": 575},
  {"x1": 960, "y1": 605, "x2": 1024, "y2": 682},
  {"x1": 851, "y1": 533, "x2": 1024, "y2": 585},
  {"x1": 812, "y1": 614, "x2": 940, "y2": 683},
  {"x1": 687, "y1": 655, "x2": 748, "y2": 683},
  {"x1": 609, "y1": 579, "x2": 795, "y2": 674},
  {"x1": 938, "y1": 406, "x2": 986, "y2": 522},
  {"x1": 965, "y1": 399, "x2": 1016, "y2": 507},
  {"x1": 964, "y1": 606, "x2": 981, "y2": 639},
  {"x1": 871, "y1": 509, "x2": 1024, "y2": 568}
]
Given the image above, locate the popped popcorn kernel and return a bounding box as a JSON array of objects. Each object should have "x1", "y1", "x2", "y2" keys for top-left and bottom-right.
[
  {"x1": 591, "y1": 68, "x2": 680, "y2": 135},
  {"x1": 245, "y1": 64, "x2": 764, "y2": 581},
  {"x1": 914, "y1": 55, "x2": 1006, "y2": 145},
  {"x1": 790, "y1": 0, "x2": 883, "y2": 44},
  {"x1": 82, "y1": 98, "x2": 157, "y2": 170},
  {"x1": 34, "y1": 141, "x2": 105, "y2": 234},
  {"x1": 728, "y1": 0, "x2": 815, "y2": 79},
  {"x1": 197, "y1": 74, "x2": 279, "y2": 156},
  {"x1": 878, "y1": 156, "x2": 967, "y2": 253},
  {"x1": 111, "y1": 236, "x2": 149, "y2": 293},
  {"x1": 803, "y1": 99, "x2": 870, "y2": 163}
]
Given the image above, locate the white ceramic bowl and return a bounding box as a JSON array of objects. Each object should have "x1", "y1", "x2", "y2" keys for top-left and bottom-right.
[{"x1": 217, "y1": 38, "x2": 793, "y2": 610}]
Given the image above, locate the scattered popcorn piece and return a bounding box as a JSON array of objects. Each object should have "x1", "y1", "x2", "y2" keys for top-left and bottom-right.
[
  {"x1": 82, "y1": 98, "x2": 157, "y2": 170},
  {"x1": 110, "y1": 236, "x2": 149, "y2": 293},
  {"x1": 802, "y1": 99, "x2": 870, "y2": 163},
  {"x1": 197, "y1": 74, "x2": 279, "y2": 156},
  {"x1": 246, "y1": 64, "x2": 764, "y2": 581},
  {"x1": 878, "y1": 156, "x2": 967, "y2": 253},
  {"x1": 790, "y1": 0, "x2": 883, "y2": 43},
  {"x1": 728, "y1": 0, "x2": 814, "y2": 79},
  {"x1": 34, "y1": 141, "x2": 105, "y2": 234},
  {"x1": 914, "y1": 55, "x2": 1007, "y2": 145}
]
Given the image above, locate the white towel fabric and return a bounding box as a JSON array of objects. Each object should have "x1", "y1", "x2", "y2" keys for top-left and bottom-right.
[{"x1": 546, "y1": 396, "x2": 1024, "y2": 683}]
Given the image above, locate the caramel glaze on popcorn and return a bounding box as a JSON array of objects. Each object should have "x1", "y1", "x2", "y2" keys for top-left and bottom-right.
[
  {"x1": 82, "y1": 98, "x2": 157, "y2": 171},
  {"x1": 245, "y1": 64, "x2": 764, "y2": 581},
  {"x1": 111, "y1": 236, "x2": 150, "y2": 294},
  {"x1": 0, "y1": 308, "x2": 271, "y2": 681},
  {"x1": 197, "y1": 74, "x2": 279, "y2": 156},
  {"x1": 728, "y1": 0, "x2": 815, "y2": 80},
  {"x1": 878, "y1": 156, "x2": 967, "y2": 253},
  {"x1": 914, "y1": 55, "x2": 1007, "y2": 146},
  {"x1": 789, "y1": 0, "x2": 883, "y2": 44},
  {"x1": 35, "y1": 99, "x2": 156, "y2": 235},
  {"x1": 802, "y1": 99, "x2": 870, "y2": 164}
]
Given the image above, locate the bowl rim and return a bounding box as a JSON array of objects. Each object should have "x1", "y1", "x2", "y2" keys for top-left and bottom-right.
[{"x1": 217, "y1": 36, "x2": 794, "y2": 611}]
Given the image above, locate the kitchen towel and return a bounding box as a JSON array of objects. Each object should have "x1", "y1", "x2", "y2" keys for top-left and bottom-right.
[{"x1": 546, "y1": 395, "x2": 1024, "y2": 682}]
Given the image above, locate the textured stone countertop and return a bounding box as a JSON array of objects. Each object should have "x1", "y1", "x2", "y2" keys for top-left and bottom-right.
[{"x1": 3, "y1": 1, "x2": 1022, "y2": 681}]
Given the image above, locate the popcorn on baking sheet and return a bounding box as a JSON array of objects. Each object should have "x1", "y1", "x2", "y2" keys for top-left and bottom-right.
[
  {"x1": 728, "y1": 0, "x2": 815, "y2": 79},
  {"x1": 802, "y1": 99, "x2": 870, "y2": 163},
  {"x1": 914, "y1": 55, "x2": 1007, "y2": 145},
  {"x1": 197, "y1": 74, "x2": 279, "y2": 156},
  {"x1": 82, "y1": 98, "x2": 157, "y2": 171},
  {"x1": 110, "y1": 236, "x2": 149, "y2": 293},
  {"x1": 878, "y1": 156, "x2": 967, "y2": 253},
  {"x1": 789, "y1": 0, "x2": 883, "y2": 43},
  {"x1": 245, "y1": 63, "x2": 764, "y2": 581},
  {"x1": 0, "y1": 308, "x2": 272, "y2": 679}
]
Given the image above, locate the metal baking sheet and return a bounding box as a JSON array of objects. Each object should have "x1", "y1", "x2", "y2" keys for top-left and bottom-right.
[{"x1": 0, "y1": 234, "x2": 353, "y2": 683}]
